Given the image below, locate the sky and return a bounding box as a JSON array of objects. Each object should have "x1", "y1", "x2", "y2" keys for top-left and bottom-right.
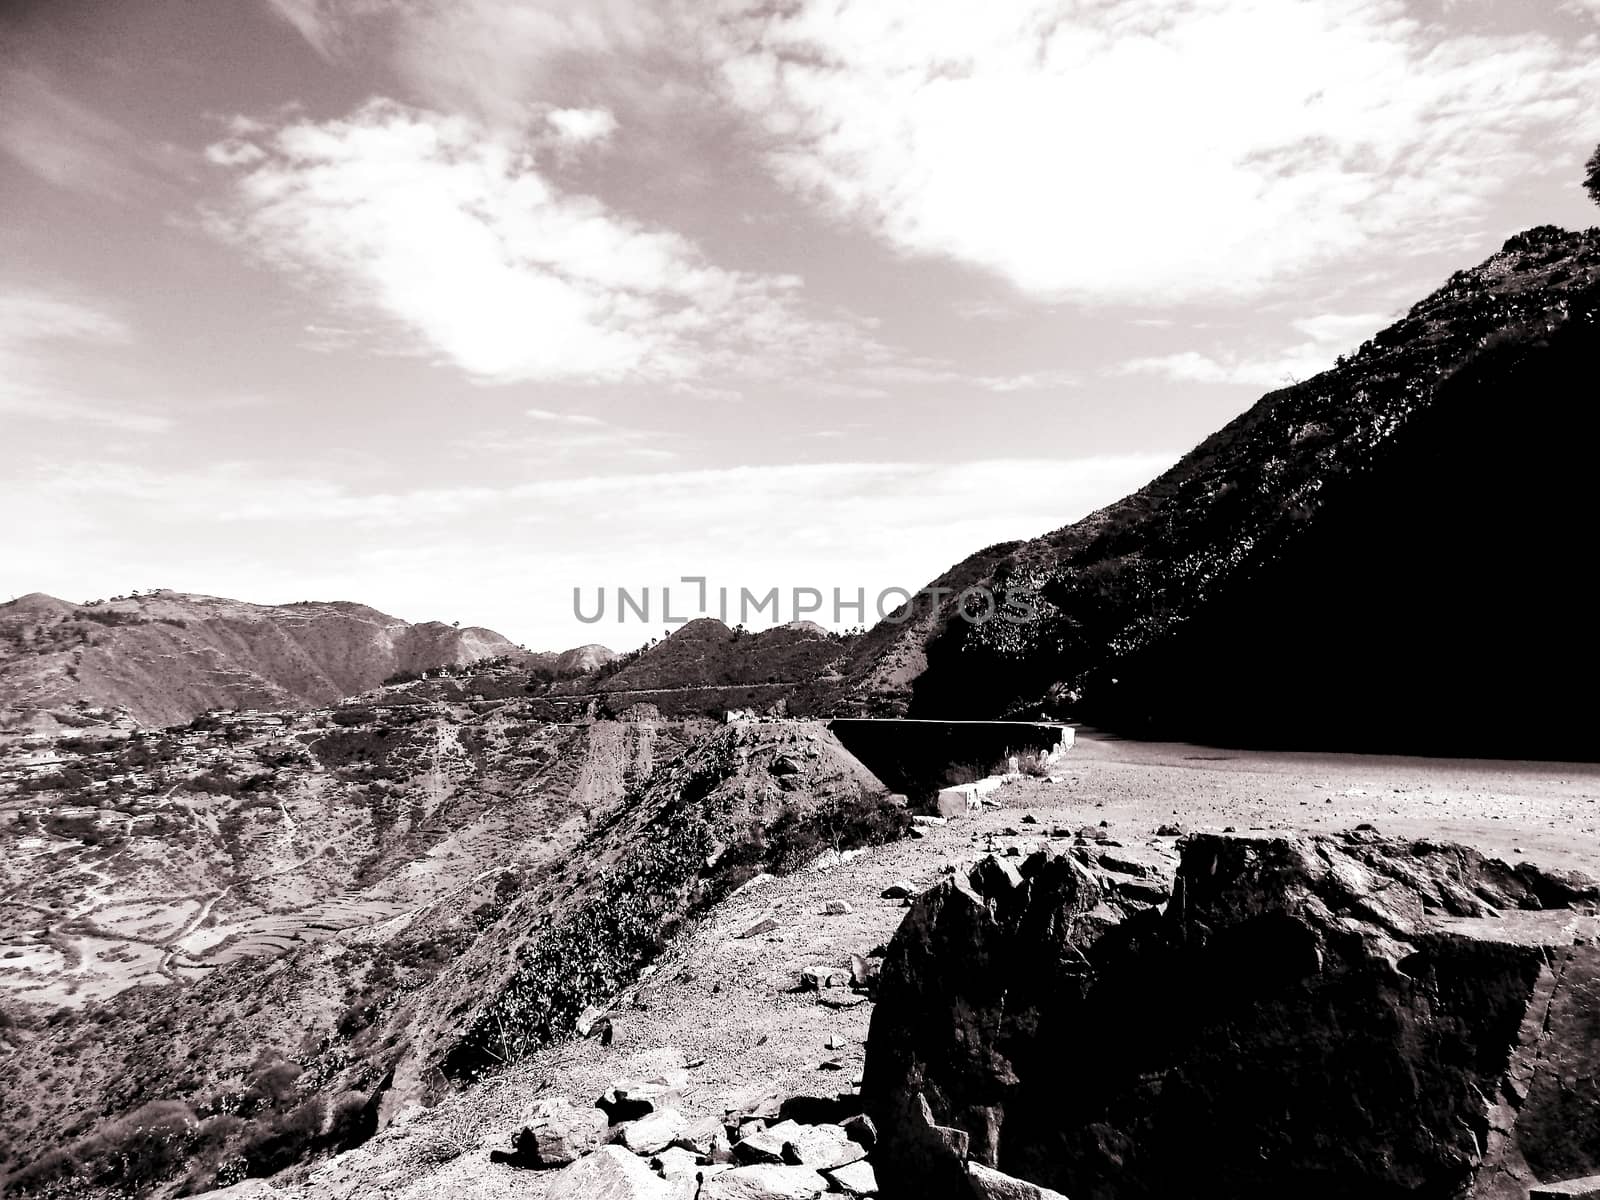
[{"x1": 2, "y1": 0, "x2": 1597, "y2": 651}]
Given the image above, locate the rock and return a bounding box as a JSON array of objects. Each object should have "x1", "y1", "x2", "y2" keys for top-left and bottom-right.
[
  {"x1": 621, "y1": 1106, "x2": 688, "y2": 1155},
  {"x1": 825, "y1": 1158, "x2": 879, "y2": 1195},
  {"x1": 652, "y1": 1145, "x2": 729, "y2": 1189},
  {"x1": 840, "y1": 1113, "x2": 878, "y2": 1149},
  {"x1": 1111, "y1": 877, "x2": 1170, "y2": 906},
  {"x1": 817, "y1": 991, "x2": 868, "y2": 1009},
  {"x1": 824, "y1": 900, "x2": 854, "y2": 915},
  {"x1": 770, "y1": 755, "x2": 802, "y2": 776},
  {"x1": 849, "y1": 953, "x2": 880, "y2": 990},
  {"x1": 736, "y1": 915, "x2": 779, "y2": 939},
  {"x1": 779, "y1": 1121, "x2": 865, "y2": 1169},
  {"x1": 911, "y1": 815, "x2": 948, "y2": 828},
  {"x1": 673, "y1": 1114, "x2": 734, "y2": 1162},
  {"x1": 492, "y1": 1096, "x2": 608, "y2": 1168},
  {"x1": 864, "y1": 832, "x2": 1600, "y2": 1200},
  {"x1": 1531, "y1": 1177, "x2": 1600, "y2": 1198},
  {"x1": 546, "y1": 1145, "x2": 673, "y2": 1200},
  {"x1": 734, "y1": 1122, "x2": 793, "y2": 1164},
  {"x1": 966, "y1": 1162, "x2": 1069, "y2": 1199},
  {"x1": 800, "y1": 966, "x2": 849, "y2": 991},
  {"x1": 881, "y1": 882, "x2": 915, "y2": 899},
  {"x1": 577, "y1": 1004, "x2": 609, "y2": 1037},
  {"x1": 1155, "y1": 823, "x2": 1184, "y2": 837},
  {"x1": 700, "y1": 1163, "x2": 829, "y2": 1199},
  {"x1": 598, "y1": 1068, "x2": 688, "y2": 1122},
  {"x1": 969, "y1": 855, "x2": 1024, "y2": 896}
]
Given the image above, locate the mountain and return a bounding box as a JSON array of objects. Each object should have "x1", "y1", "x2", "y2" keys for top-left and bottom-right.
[
  {"x1": 835, "y1": 225, "x2": 1600, "y2": 759},
  {"x1": 578, "y1": 618, "x2": 859, "y2": 714},
  {"x1": 0, "y1": 590, "x2": 525, "y2": 728},
  {"x1": 552, "y1": 643, "x2": 616, "y2": 675}
]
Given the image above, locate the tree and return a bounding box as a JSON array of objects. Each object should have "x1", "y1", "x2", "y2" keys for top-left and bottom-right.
[{"x1": 1587, "y1": 142, "x2": 1600, "y2": 208}]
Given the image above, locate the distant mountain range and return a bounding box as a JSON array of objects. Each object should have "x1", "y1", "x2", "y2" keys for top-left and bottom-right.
[{"x1": 0, "y1": 591, "x2": 607, "y2": 729}]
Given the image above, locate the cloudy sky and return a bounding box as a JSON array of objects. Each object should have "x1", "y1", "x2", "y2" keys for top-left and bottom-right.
[{"x1": 3, "y1": 0, "x2": 1597, "y2": 649}]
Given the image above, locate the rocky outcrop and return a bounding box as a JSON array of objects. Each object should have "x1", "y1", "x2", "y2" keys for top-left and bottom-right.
[{"x1": 863, "y1": 832, "x2": 1600, "y2": 1200}]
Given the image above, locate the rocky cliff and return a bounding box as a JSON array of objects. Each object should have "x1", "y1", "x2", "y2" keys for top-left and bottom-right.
[{"x1": 863, "y1": 831, "x2": 1600, "y2": 1200}]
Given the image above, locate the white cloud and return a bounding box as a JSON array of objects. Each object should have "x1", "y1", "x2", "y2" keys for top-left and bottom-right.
[
  {"x1": 5, "y1": 452, "x2": 1176, "y2": 647},
  {"x1": 0, "y1": 289, "x2": 171, "y2": 433},
  {"x1": 1115, "y1": 309, "x2": 1392, "y2": 388},
  {"x1": 206, "y1": 100, "x2": 877, "y2": 386},
  {"x1": 262, "y1": 0, "x2": 668, "y2": 127},
  {"x1": 525, "y1": 407, "x2": 606, "y2": 426},
  {"x1": 713, "y1": 0, "x2": 1600, "y2": 303},
  {"x1": 0, "y1": 67, "x2": 187, "y2": 199},
  {"x1": 546, "y1": 107, "x2": 618, "y2": 146}
]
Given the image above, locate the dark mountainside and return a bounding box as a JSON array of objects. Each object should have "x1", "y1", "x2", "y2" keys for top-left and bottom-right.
[
  {"x1": 837, "y1": 226, "x2": 1600, "y2": 759},
  {"x1": 0, "y1": 591, "x2": 528, "y2": 729}
]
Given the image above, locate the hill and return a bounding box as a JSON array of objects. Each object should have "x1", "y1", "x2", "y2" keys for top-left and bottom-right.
[
  {"x1": 569, "y1": 619, "x2": 859, "y2": 716},
  {"x1": 0, "y1": 701, "x2": 903, "y2": 1197},
  {"x1": 0, "y1": 590, "x2": 527, "y2": 729},
  {"x1": 836, "y1": 225, "x2": 1600, "y2": 759}
]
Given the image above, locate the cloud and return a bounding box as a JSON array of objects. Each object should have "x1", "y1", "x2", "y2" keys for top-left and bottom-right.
[
  {"x1": 525, "y1": 407, "x2": 607, "y2": 426},
  {"x1": 455, "y1": 408, "x2": 679, "y2": 462},
  {"x1": 262, "y1": 0, "x2": 668, "y2": 127},
  {"x1": 206, "y1": 99, "x2": 879, "y2": 386},
  {"x1": 713, "y1": 0, "x2": 1600, "y2": 303},
  {"x1": 0, "y1": 289, "x2": 171, "y2": 433},
  {"x1": 6, "y1": 451, "x2": 1177, "y2": 646},
  {"x1": 0, "y1": 67, "x2": 187, "y2": 199},
  {"x1": 546, "y1": 107, "x2": 619, "y2": 146},
  {"x1": 1114, "y1": 310, "x2": 1392, "y2": 388}
]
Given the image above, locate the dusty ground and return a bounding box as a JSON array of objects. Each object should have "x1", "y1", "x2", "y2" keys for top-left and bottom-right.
[{"x1": 259, "y1": 729, "x2": 1600, "y2": 1199}]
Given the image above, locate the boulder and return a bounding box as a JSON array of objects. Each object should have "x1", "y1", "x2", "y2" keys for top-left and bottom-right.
[
  {"x1": 490, "y1": 1096, "x2": 607, "y2": 1168},
  {"x1": 620, "y1": 1106, "x2": 687, "y2": 1155},
  {"x1": 825, "y1": 1158, "x2": 879, "y2": 1196},
  {"x1": 700, "y1": 1163, "x2": 829, "y2": 1199},
  {"x1": 734, "y1": 1120, "x2": 799, "y2": 1164},
  {"x1": 673, "y1": 1114, "x2": 734, "y2": 1161},
  {"x1": 778, "y1": 1121, "x2": 865, "y2": 1169},
  {"x1": 598, "y1": 1068, "x2": 689, "y2": 1122},
  {"x1": 840, "y1": 1112, "x2": 878, "y2": 1149},
  {"x1": 799, "y1": 966, "x2": 849, "y2": 991},
  {"x1": 546, "y1": 1145, "x2": 673, "y2": 1200},
  {"x1": 966, "y1": 1162, "x2": 1070, "y2": 1199},
  {"x1": 863, "y1": 832, "x2": 1600, "y2": 1200},
  {"x1": 824, "y1": 900, "x2": 854, "y2": 916}
]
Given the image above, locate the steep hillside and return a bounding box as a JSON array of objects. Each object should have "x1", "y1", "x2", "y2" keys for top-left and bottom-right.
[
  {"x1": 0, "y1": 712, "x2": 902, "y2": 1198},
  {"x1": 0, "y1": 591, "x2": 524, "y2": 729},
  {"x1": 842, "y1": 225, "x2": 1600, "y2": 758}
]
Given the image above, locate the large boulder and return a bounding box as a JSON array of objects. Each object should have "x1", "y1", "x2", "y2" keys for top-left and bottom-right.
[
  {"x1": 862, "y1": 832, "x2": 1600, "y2": 1200},
  {"x1": 546, "y1": 1145, "x2": 673, "y2": 1200}
]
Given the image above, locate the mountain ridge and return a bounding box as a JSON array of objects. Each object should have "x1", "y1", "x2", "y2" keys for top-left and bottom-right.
[
  {"x1": 829, "y1": 224, "x2": 1600, "y2": 758},
  {"x1": 0, "y1": 590, "x2": 600, "y2": 729}
]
